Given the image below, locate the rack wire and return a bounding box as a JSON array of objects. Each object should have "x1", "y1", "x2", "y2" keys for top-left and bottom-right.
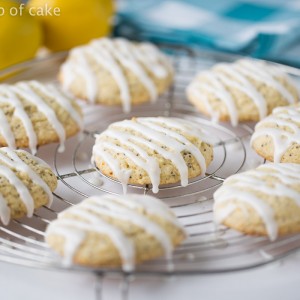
[{"x1": 1, "y1": 44, "x2": 300, "y2": 299}]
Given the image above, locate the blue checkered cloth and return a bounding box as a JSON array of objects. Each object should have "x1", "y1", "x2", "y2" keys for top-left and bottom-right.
[{"x1": 115, "y1": 0, "x2": 300, "y2": 66}]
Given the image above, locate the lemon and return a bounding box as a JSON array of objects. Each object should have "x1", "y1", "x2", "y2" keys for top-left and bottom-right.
[
  {"x1": 27, "y1": 0, "x2": 115, "y2": 51},
  {"x1": 0, "y1": 0, "x2": 42, "y2": 70}
]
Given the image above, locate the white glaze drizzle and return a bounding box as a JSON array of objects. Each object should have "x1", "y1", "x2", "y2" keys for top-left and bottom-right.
[
  {"x1": 138, "y1": 119, "x2": 207, "y2": 175},
  {"x1": 88, "y1": 40, "x2": 131, "y2": 111},
  {"x1": 237, "y1": 60, "x2": 296, "y2": 104},
  {"x1": 111, "y1": 38, "x2": 157, "y2": 101},
  {"x1": 64, "y1": 198, "x2": 173, "y2": 259},
  {"x1": 0, "y1": 163, "x2": 34, "y2": 218},
  {"x1": 91, "y1": 194, "x2": 185, "y2": 230},
  {"x1": 135, "y1": 43, "x2": 169, "y2": 78},
  {"x1": 0, "y1": 81, "x2": 80, "y2": 154},
  {"x1": 61, "y1": 48, "x2": 97, "y2": 103},
  {"x1": 48, "y1": 225, "x2": 86, "y2": 266},
  {"x1": 188, "y1": 59, "x2": 298, "y2": 126},
  {"x1": 187, "y1": 83, "x2": 220, "y2": 123},
  {"x1": 0, "y1": 194, "x2": 10, "y2": 225},
  {"x1": 215, "y1": 187, "x2": 278, "y2": 240},
  {"x1": 29, "y1": 81, "x2": 83, "y2": 131},
  {"x1": 139, "y1": 117, "x2": 214, "y2": 144},
  {"x1": 0, "y1": 148, "x2": 54, "y2": 223},
  {"x1": 14, "y1": 82, "x2": 67, "y2": 153},
  {"x1": 267, "y1": 64, "x2": 300, "y2": 98},
  {"x1": 46, "y1": 194, "x2": 184, "y2": 270},
  {"x1": 0, "y1": 85, "x2": 37, "y2": 153},
  {"x1": 251, "y1": 105, "x2": 300, "y2": 162},
  {"x1": 92, "y1": 117, "x2": 210, "y2": 193},
  {"x1": 60, "y1": 37, "x2": 171, "y2": 112},
  {"x1": 215, "y1": 63, "x2": 267, "y2": 120},
  {"x1": 102, "y1": 139, "x2": 161, "y2": 193},
  {"x1": 197, "y1": 71, "x2": 239, "y2": 126},
  {"x1": 213, "y1": 202, "x2": 236, "y2": 225},
  {"x1": 1, "y1": 147, "x2": 53, "y2": 207},
  {"x1": 0, "y1": 108, "x2": 15, "y2": 149},
  {"x1": 214, "y1": 163, "x2": 300, "y2": 240},
  {"x1": 47, "y1": 218, "x2": 135, "y2": 271},
  {"x1": 92, "y1": 145, "x2": 131, "y2": 194},
  {"x1": 88, "y1": 173, "x2": 103, "y2": 187}
]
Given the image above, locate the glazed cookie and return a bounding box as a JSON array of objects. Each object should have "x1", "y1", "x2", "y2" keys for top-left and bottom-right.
[
  {"x1": 0, "y1": 80, "x2": 83, "y2": 154},
  {"x1": 187, "y1": 59, "x2": 299, "y2": 126},
  {"x1": 59, "y1": 37, "x2": 174, "y2": 112},
  {"x1": 214, "y1": 163, "x2": 300, "y2": 240},
  {"x1": 92, "y1": 117, "x2": 214, "y2": 193},
  {"x1": 0, "y1": 147, "x2": 57, "y2": 225},
  {"x1": 251, "y1": 104, "x2": 300, "y2": 163},
  {"x1": 45, "y1": 194, "x2": 186, "y2": 270}
]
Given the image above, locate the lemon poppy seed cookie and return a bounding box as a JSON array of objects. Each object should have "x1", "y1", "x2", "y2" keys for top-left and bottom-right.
[
  {"x1": 187, "y1": 59, "x2": 299, "y2": 126},
  {"x1": 92, "y1": 117, "x2": 214, "y2": 193},
  {"x1": 214, "y1": 163, "x2": 300, "y2": 240},
  {"x1": 59, "y1": 37, "x2": 174, "y2": 112},
  {"x1": 0, "y1": 148, "x2": 57, "y2": 225},
  {"x1": 0, "y1": 80, "x2": 83, "y2": 154},
  {"x1": 45, "y1": 194, "x2": 186, "y2": 270},
  {"x1": 251, "y1": 104, "x2": 300, "y2": 163}
]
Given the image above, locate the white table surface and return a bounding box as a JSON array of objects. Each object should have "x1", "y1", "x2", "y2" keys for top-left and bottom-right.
[{"x1": 1, "y1": 251, "x2": 300, "y2": 300}]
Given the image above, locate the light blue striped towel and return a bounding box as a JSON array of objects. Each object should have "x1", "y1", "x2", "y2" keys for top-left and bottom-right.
[{"x1": 115, "y1": 0, "x2": 300, "y2": 66}]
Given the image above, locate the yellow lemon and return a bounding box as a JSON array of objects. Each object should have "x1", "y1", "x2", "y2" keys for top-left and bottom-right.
[
  {"x1": 0, "y1": 0, "x2": 42, "y2": 70},
  {"x1": 27, "y1": 0, "x2": 115, "y2": 51}
]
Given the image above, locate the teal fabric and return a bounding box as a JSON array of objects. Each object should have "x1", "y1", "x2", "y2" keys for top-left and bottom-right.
[{"x1": 115, "y1": 0, "x2": 300, "y2": 66}]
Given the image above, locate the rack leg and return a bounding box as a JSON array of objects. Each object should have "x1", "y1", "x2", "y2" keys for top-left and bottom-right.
[
  {"x1": 120, "y1": 274, "x2": 132, "y2": 300},
  {"x1": 164, "y1": 77, "x2": 175, "y2": 117},
  {"x1": 94, "y1": 273, "x2": 103, "y2": 300},
  {"x1": 143, "y1": 185, "x2": 149, "y2": 195}
]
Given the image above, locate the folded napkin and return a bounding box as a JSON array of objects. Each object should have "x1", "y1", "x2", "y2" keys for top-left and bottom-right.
[{"x1": 115, "y1": 0, "x2": 300, "y2": 66}]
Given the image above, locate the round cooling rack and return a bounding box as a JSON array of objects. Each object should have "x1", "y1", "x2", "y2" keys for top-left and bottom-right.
[{"x1": 0, "y1": 44, "x2": 300, "y2": 281}]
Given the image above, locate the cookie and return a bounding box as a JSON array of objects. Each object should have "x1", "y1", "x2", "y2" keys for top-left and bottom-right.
[
  {"x1": 0, "y1": 147, "x2": 57, "y2": 225},
  {"x1": 92, "y1": 117, "x2": 214, "y2": 193},
  {"x1": 59, "y1": 37, "x2": 174, "y2": 112},
  {"x1": 251, "y1": 104, "x2": 300, "y2": 163},
  {"x1": 187, "y1": 59, "x2": 299, "y2": 126},
  {"x1": 213, "y1": 163, "x2": 300, "y2": 240},
  {"x1": 0, "y1": 80, "x2": 83, "y2": 154},
  {"x1": 45, "y1": 194, "x2": 186, "y2": 270}
]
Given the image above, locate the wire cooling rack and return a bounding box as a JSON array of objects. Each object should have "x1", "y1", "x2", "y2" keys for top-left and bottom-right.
[{"x1": 1, "y1": 44, "x2": 300, "y2": 299}]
